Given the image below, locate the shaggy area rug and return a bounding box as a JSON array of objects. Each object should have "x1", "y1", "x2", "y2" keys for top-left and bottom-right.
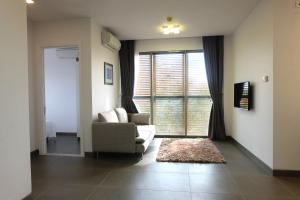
[{"x1": 156, "y1": 138, "x2": 226, "y2": 163}]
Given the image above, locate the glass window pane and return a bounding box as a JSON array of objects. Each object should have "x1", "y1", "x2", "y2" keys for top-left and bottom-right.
[
  {"x1": 154, "y1": 98, "x2": 184, "y2": 135},
  {"x1": 135, "y1": 54, "x2": 151, "y2": 96},
  {"x1": 187, "y1": 98, "x2": 212, "y2": 136},
  {"x1": 133, "y1": 98, "x2": 151, "y2": 114},
  {"x1": 134, "y1": 52, "x2": 211, "y2": 137},
  {"x1": 187, "y1": 52, "x2": 210, "y2": 96},
  {"x1": 154, "y1": 53, "x2": 184, "y2": 96}
]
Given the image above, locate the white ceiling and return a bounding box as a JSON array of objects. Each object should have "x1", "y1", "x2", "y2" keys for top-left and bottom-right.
[{"x1": 27, "y1": 0, "x2": 260, "y2": 40}]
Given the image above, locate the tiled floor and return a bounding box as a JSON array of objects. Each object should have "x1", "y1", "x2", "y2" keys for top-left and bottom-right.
[
  {"x1": 26, "y1": 139, "x2": 300, "y2": 200},
  {"x1": 47, "y1": 135, "x2": 80, "y2": 155}
]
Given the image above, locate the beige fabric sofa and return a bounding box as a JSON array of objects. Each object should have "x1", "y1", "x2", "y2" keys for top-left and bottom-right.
[{"x1": 92, "y1": 108, "x2": 155, "y2": 156}]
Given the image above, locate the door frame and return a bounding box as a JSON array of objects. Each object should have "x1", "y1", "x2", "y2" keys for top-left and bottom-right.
[{"x1": 40, "y1": 45, "x2": 84, "y2": 157}]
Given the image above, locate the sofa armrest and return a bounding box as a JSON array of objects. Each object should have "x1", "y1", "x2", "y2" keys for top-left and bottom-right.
[
  {"x1": 92, "y1": 122, "x2": 137, "y2": 153},
  {"x1": 128, "y1": 113, "x2": 151, "y2": 125}
]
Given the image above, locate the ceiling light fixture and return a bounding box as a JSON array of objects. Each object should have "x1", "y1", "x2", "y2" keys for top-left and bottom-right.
[
  {"x1": 26, "y1": 0, "x2": 35, "y2": 4},
  {"x1": 161, "y1": 17, "x2": 181, "y2": 35}
]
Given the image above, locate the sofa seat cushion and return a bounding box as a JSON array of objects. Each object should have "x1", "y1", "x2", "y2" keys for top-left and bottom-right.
[
  {"x1": 114, "y1": 108, "x2": 128, "y2": 123},
  {"x1": 136, "y1": 125, "x2": 155, "y2": 144},
  {"x1": 98, "y1": 110, "x2": 119, "y2": 122}
]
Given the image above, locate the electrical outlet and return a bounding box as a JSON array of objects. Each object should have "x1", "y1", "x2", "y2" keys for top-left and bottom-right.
[{"x1": 296, "y1": 0, "x2": 300, "y2": 8}]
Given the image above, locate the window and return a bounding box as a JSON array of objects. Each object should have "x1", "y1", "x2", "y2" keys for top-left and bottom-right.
[{"x1": 134, "y1": 51, "x2": 211, "y2": 136}]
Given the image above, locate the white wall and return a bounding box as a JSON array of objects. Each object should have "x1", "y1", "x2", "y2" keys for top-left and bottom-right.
[
  {"x1": 226, "y1": 0, "x2": 300, "y2": 171},
  {"x1": 135, "y1": 37, "x2": 203, "y2": 52},
  {"x1": 224, "y1": 36, "x2": 234, "y2": 136},
  {"x1": 28, "y1": 20, "x2": 38, "y2": 151},
  {"x1": 91, "y1": 20, "x2": 120, "y2": 120},
  {"x1": 0, "y1": 0, "x2": 32, "y2": 199},
  {"x1": 28, "y1": 18, "x2": 121, "y2": 153},
  {"x1": 31, "y1": 18, "x2": 92, "y2": 153},
  {"x1": 44, "y1": 48, "x2": 79, "y2": 133},
  {"x1": 273, "y1": 0, "x2": 300, "y2": 170},
  {"x1": 225, "y1": 0, "x2": 274, "y2": 168}
]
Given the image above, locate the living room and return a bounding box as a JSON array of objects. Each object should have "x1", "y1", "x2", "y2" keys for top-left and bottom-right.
[{"x1": 1, "y1": 0, "x2": 300, "y2": 199}]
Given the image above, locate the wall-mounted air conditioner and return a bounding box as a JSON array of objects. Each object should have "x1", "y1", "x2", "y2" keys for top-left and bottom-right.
[{"x1": 101, "y1": 30, "x2": 121, "y2": 51}]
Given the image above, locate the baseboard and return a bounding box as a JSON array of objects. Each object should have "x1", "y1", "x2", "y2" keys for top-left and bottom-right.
[
  {"x1": 228, "y1": 136, "x2": 300, "y2": 177},
  {"x1": 273, "y1": 170, "x2": 300, "y2": 177},
  {"x1": 23, "y1": 193, "x2": 32, "y2": 200},
  {"x1": 56, "y1": 132, "x2": 77, "y2": 136},
  {"x1": 30, "y1": 149, "x2": 39, "y2": 159},
  {"x1": 85, "y1": 152, "x2": 142, "y2": 158},
  {"x1": 84, "y1": 152, "x2": 95, "y2": 158},
  {"x1": 227, "y1": 136, "x2": 273, "y2": 175}
]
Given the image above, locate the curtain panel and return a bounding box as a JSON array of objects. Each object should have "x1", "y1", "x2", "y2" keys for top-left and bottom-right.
[
  {"x1": 119, "y1": 40, "x2": 138, "y2": 113},
  {"x1": 202, "y1": 36, "x2": 226, "y2": 140}
]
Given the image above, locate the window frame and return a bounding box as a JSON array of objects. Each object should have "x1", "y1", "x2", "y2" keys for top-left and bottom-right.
[{"x1": 134, "y1": 49, "x2": 211, "y2": 137}]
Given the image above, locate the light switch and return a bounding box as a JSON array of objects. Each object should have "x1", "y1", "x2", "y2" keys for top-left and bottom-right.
[{"x1": 262, "y1": 76, "x2": 269, "y2": 82}]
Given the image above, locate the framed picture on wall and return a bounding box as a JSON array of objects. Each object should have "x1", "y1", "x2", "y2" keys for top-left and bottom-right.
[{"x1": 104, "y1": 62, "x2": 113, "y2": 85}]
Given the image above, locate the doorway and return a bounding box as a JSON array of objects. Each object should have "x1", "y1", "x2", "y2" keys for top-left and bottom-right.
[{"x1": 43, "y1": 46, "x2": 81, "y2": 155}]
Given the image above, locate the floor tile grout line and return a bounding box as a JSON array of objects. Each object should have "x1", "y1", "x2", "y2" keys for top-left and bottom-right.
[
  {"x1": 227, "y1": 173, "x2": 257, "y2": 200},
  {"x1": 85, "y1": 186, "x2": 99, "y2": 200},
  {"x1": 86, "y1": 187, "x2": 223, "y2": 200},
  {"x1": 110, "y1": 168, "x2": 189, "y2": 174},
  {"x1": 187, "y1": 164, "x2": 192, "y2": 192},
  {"x1": 96, "y1": 179, "x2": 190, "y2": 192},
  {"x1": 229, "y1": 173, "x2": 297, "y2": 199},
  {"x1": 193, "y1": 166, "x2": 248, "y2": 199},
  {"x1": 94, "y1": 182, "x2": 191, "y2": 193},
  {"x1": 69, "y1": 170, "x2": 113, "y2": 200},
  {"x1": 189, "y1": 190, "x2": 248, "y2": 197},
  {"x1": 276, "y1": 177, "x2": 299, "y2": 197},
  {"x1": 93, "y1": 184, "x2": 192, "y2": 193},
  {"x1": 189, "y1": 191, "x2": 250, "y2": 200},
  {"x1": 30, "y1": 139, "x2": 300, "y2": 200},
  {"x1": 187, "y1": 166, "x2": 193, "y2": 200},
  {"x1": 97, "y1": 170, "x2": 113, "y2": 187},
  {"x1": 33, "y1": 185, "x2": 54, "y2": 200}
]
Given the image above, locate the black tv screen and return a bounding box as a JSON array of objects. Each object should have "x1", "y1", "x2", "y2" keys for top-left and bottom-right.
[{"x1": 234, "y1": 82, "x2": 251, "y2": 110}]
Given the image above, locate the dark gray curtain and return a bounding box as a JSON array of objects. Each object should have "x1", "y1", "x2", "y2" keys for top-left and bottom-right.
[
  {"x1": 119, "y1": 40, "x2": 138, "y2": 113},
  {"x1": 203, "y1": 36, "x2": 226, "y2": 140}
]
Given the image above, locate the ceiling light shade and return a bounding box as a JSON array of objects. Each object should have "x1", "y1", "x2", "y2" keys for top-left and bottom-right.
[
  {"x1": 26, "y1": 0, "x2": 35, "y2": 4},
  {"x1": 161, "y1": 17, "x2": 181, "y2": 35}
]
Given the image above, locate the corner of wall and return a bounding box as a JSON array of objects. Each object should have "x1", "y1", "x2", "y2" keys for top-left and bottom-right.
[
  {"x1": 224, "y1": 35, "x2": 234, "y2": 136},
  {"x1": 27, "y1": 18, "x2": 39, "y2": 152},
  {"x1": 90, "y1": 20, "x2": 120, "y2": 119},
  {"x1": 273, "y1": 0, "x2": 300, "y2": 170},
  {"x1": 223, "y1": 0, "x2": 274, "y2": 168}
]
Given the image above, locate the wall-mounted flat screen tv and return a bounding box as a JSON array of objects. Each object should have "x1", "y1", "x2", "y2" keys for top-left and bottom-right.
[{"x1": 234, "y1": 81, "x2": 252, "y2": 110}]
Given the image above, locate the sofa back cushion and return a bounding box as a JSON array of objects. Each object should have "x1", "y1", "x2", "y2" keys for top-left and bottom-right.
[
  {"x1": 114, "y1": 108, "x2": 128, "y2": 123},
  {"x1": 98, "y1": 110, "x2": 119, "y2": 122},
  {"x1": 130, "y1": 113, "x2": 150, "y2": 125}
]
